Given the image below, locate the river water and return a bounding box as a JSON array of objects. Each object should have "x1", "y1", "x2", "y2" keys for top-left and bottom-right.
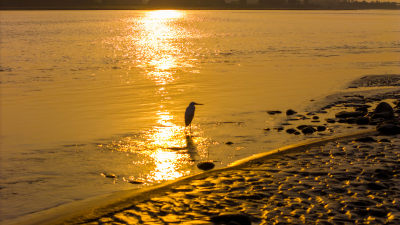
[{"x1": 0, "y1": 10, "x2": 399, "y2": 221}]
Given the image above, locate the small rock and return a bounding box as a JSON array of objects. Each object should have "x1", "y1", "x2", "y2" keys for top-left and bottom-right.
[
  {"x1": 301, "y1": 126, "x2": 316, "y2": 135},
  {"x1": 210, "y1": 213, "x2": 252, "y2": 225},
  {"x1": 312, "y1": 116, "x2": 319, "y2": 120},
  {"x1": 346, "y1": 118, "x2": 357, "y2": 124},
  {"x1": 297, "y1": 125, "x2": 308, "y2": 130},
  {"x1": 317, "y1": 126, "x2": 326, "y2": 132},
  {"x1": 101, "y1": 173, "x2": 116, "y2": 179},
  {"x1": 372, "y1": 102, "x2": 394, "y2": 119},
  {"x1": 197, "y1": 162, "x2": 215, "y2": 171},
  {"x1": 377, "y1": 123, "x2": 400, "y2": 135},
  {"x1": 355, "y1": 137, "x2": 376, "y2": 143},
  {"x1": 326, "y1": 118, "x2": 336, "y2": 123},
  {"x1": 267, "y1": 110, "x2": 282, "y2": 115},
  {"x1": 286, "y1": 109, "x2": 297, "y2": 116},
  {"x1": 225, "y1": 141, "x2": 234, "y2": 145},
  {"x1": 335, "y1": 111, "x2": 364, "y2": 119},
  {"x1": 355, "y1": 116, "x2": 370, "y2": 125},
  {"x1": 286, "y1": 128, "x2": 297, "y2": 134}
]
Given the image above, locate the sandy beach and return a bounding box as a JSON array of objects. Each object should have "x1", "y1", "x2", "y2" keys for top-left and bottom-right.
[{"x1": 8, "y1": 75, "x2": 400, "y2": 225}]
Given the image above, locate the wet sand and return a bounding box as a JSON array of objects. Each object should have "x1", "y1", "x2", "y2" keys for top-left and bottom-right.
[{"x1": 82, "y1": 132, "x2": 399, "y2": 225}]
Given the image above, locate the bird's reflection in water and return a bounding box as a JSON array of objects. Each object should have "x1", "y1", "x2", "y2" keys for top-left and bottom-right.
[{"x1": 185, "y1": 135, "x2": 199, "y2": 161}]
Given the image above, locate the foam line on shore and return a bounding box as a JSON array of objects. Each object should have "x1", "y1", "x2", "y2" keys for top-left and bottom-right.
[{"x1": 5, "y1": 128, "x2": 376, "y2": 225}]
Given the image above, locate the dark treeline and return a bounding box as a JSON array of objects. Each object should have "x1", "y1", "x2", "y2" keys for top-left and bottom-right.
[{"x1": 0, "y1": 0, "x2": 399, "y2": 9}]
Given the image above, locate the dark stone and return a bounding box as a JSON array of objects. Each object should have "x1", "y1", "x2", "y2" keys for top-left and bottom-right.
[
  {"x1": 264, "y1": 128, "x2": 271, "y2": 131},
  {"x1": 312, "y1": 116, "x2": 319, "y2": 120},
  {"x1": 267, "y1": 110, "x2": 282, "y2": 115},
  {"x1": 127, "y1": 180, "x2": 144, "y2": 184},
  {"x1": 378, "y1": 138, "x2": 390, "y2": 142},
  {"x1": 286, "y1": 109, "x2": 297, "y2": 116},
  {"x1": 346, "y1": 118, "x2": 356, "y2": 124},
  {"x1": 377, "y1": 123, "x2": 400, "y2": 135},
  {"x1": 372, "y1": 102, "x2": 394, "y2": 119},
  {"x1": 210, "y1": 213, "x2": 252, "y2": 225},
  {"x1": 326, "y1": 118, "x2": 336, "y2": 123},
  {"x1": 301, "y1": 126, "x2": 316, "y2": 135},
  {"x1": 317, "y1": 126, "x2": 326, "y2": 132},
  {"x1": 294, "y1": 131, "x2": 301, "y2": 135},
  {"x1": 101, "y1": 173, "x2": 116, "y2": 179},
  {"x1": 355, "y1": 137, "x2": 376, "y2": 143},
  {"x1": 335, "y1": 111, "x2": 364, "y2": 119},
  {"x1": 374, "y1": 102, "x2": 394, "y2": 113},
  {"x1": 274, "y1": 127, "x2": 284, "y2": 131},
  {"x1": 225, "y1": 141, "x2": 234, "y2": 145},
  {"x1": 297, "y1": 125, "x2": 308, "y2": 130},
  {"x1": 286, "y1": 128, "x2": 297, "y2": 134},
  {"x1": 197, "y1": 162, "x2": 215, "y2": 171},
  {"x1": 355, "y1": 116, "x2": 370, "y2": 125}
]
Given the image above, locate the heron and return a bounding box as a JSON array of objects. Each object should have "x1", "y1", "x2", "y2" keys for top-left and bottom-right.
[{"x1": 185, "y1": 102, "x2": 203, "y2": 132}]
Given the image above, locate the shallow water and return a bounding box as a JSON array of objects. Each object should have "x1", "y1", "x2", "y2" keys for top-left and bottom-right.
[{"x1": 0, "y1": 10, "x2": 399, "y2": 221}]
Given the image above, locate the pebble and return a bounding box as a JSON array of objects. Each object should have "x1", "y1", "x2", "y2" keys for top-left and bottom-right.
[
  {"x1": 286, "y1": 109, "x2": 297, "y2": 116},
  {"x1": 197, "y1": 162, "x2": 215, "y2": 171}
]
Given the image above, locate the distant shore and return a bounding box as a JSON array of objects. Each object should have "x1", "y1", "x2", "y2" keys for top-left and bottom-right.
[{"x1": 1, "y1": 3, "x2": 399, "y2": 10}]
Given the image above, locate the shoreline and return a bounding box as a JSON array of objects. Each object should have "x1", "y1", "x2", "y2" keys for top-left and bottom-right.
[{"x1": 3, "y1": 128, "x2": 379, "y2": 225}]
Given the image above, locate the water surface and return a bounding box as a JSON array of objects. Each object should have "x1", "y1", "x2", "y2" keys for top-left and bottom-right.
[{"x1": 0, "y1": 10, "x2": 399, "y2": 221}]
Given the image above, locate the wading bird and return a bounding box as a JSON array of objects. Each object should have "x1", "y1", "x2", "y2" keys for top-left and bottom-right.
[{"x1": 185, "y1": 102, "x2": 203, "y2": 132}]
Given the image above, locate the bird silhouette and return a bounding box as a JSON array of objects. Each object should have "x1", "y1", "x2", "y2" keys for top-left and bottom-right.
[{"x1": 185, "y1": 102, "x2": 203, "y2": 132}]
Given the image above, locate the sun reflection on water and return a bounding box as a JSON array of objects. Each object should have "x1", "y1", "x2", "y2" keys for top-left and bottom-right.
[
  {"x1": 136, "y1": 10, "x2": 189, "y2": 85},
  {"x1": 101, "y1": 10, "x2": 209, "y2": 183},
  {"x1": 103, "y1": 107, "x2": 210, "y2": 183}
]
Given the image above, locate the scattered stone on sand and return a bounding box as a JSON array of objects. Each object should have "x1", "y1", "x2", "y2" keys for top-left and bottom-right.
[
  {"x1": 335, "y1": 111, "x2": 364, "y2": 119},
  {"x1": 300, "y1": 126, "x2": 316, "y2": 135},
  {"x1": 89, "y1": 133, "x2": 400, "y2": 225},
  {"x1": 316, "y1": 125, "x2": 326, "y2": 132},
  {"x1": 197, "y1": 162, "x2": 215, "y2": 171},
  {"x1": 100, "y1": 173, "x2": 116, "y2": 179},
  {"x1": 286, "y1": 109, "x2": 297, "y2": 116},
  {"x1": 326, "y1": 118, "x2": 336, "y2": 123},
  {"x1": 355, "y1": 116, "x2": 370, "y2": 125},
  {"x1": 267, "y1": 110, "x2": 282, "y2": 115},
  {"x1": 225, "y1": 141, "x2": 234, "y2": 145},
  {"x1": 286, "y1": 128, "x2": 297, "y2": 134}
]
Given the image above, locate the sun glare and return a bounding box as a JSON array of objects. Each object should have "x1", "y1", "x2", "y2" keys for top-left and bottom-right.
[{"x1": 146, "y1": 10, "x2": 185, "y2": 20}]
